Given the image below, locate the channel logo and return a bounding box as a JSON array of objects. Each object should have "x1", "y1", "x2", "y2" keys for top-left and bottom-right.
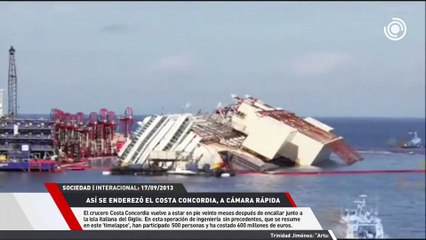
[{"x1": 384, "y1": 17, "x2": 407, "y2": 41}]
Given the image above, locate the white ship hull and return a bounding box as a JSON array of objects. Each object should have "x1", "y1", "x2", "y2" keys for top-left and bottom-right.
[{"x1": 118, "y1": 95, "x2": 362, "y2": 171}]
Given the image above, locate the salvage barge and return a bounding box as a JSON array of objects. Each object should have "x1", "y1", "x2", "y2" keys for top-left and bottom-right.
[
  {"x1": 116, "y1": 95, "x2": 363, "y2": 174},
  {"x1": 0, "y1": 107, "x2": 132, "y2": 172}
]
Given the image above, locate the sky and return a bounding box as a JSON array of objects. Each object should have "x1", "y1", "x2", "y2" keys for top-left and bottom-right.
[{"x1": 0, "y1": 2, "x2": 424, "y2": 117}]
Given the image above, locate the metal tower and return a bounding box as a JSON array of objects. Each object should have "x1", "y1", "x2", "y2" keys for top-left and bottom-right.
[{"x1": 8, "y1": 46, "x2": 18, "y2": 117}]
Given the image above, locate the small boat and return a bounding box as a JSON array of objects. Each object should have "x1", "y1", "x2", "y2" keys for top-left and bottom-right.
[
  {"x1": 401, "y1": 131, "x2": 423, "y2": 149},
  {"x1": 341, "y1": 195, "x2": 385, "y2": 239},
  {"x1": 167, "y1": 168, "x2": 199, "y2": 176},
  {"x1": 220, "y1": 172, "x2": 231, "y2": 177},
  {"x1": 213, "y1": 169, "x2": 236, "y2": 177}
]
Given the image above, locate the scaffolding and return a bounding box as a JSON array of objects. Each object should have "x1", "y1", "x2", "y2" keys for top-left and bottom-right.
[{"x1": 51, "y1": 107, "x2": 131, "y2": 161}]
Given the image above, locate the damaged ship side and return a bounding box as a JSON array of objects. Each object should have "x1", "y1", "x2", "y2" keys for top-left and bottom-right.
[{"x1": 117, "y1": 95, "x2": 363, "y2": 173}]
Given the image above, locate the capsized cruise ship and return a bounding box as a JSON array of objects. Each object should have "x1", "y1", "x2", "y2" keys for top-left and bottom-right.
[{"x1": 118, "y1": 95, "x2": 363, "y2": 171}]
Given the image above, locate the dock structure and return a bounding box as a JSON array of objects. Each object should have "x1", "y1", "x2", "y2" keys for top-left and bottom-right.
[
  {"x1": 0, "y1": 46, "x2": 132, "y2": 171},
  {"x1": 118, "y1": 95, "x2": 363, "y2": 171},
  {"x1": 0, "y1": 119, "x2": 55, "y2": 161},
  {"x1": 0, "y1": 118, "x2": 58, "y2": 171},
  {"x1": 28, "y1": 160, "x2": 56, "y2": 172},
  {"x1": 51, "y1": 107, "x2": 132, "y2": 161}
]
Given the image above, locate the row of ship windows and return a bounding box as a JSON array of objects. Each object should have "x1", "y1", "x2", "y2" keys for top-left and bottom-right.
[
  {"x1": 122, "y1": 116, "x2": 158, "y2": 156},
  {"x1": 123, "y1": 116, "x2": 192, "y2": 161},
  {"x1": 130, "y1": 117, "x2": 167, "y2": 160},
  {"x1": 164, "y1": 118, "x2": 191, "y2": 151}
]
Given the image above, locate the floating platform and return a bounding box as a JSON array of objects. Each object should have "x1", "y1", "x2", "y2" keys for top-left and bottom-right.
[
  {"x1": 107, "y1": 166, "x2": 168, "y2": 176},
  {"x1": 0, "y1": 160, "x2": 57, "y2": 172}
]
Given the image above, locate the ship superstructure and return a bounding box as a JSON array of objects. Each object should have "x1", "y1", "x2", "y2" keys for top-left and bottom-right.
[
  {"x1": 0, "y1": 119, "x2": 55, "y2": 160},
  {"x1": 118, "y1": 95, "x2": 363, "y2": 170},
  {"x1": 0, "y1": 118, "x2": 56, "y2": 171},
  {"x1": 222, "y1": 95, "x2": 362, "y2": 165},
  {"x1": 401, "y1": 131, "x2": 423, "y2": 149},
  {"x1": 341, "y1": 195, "x2": 385, "y2": 239}
]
